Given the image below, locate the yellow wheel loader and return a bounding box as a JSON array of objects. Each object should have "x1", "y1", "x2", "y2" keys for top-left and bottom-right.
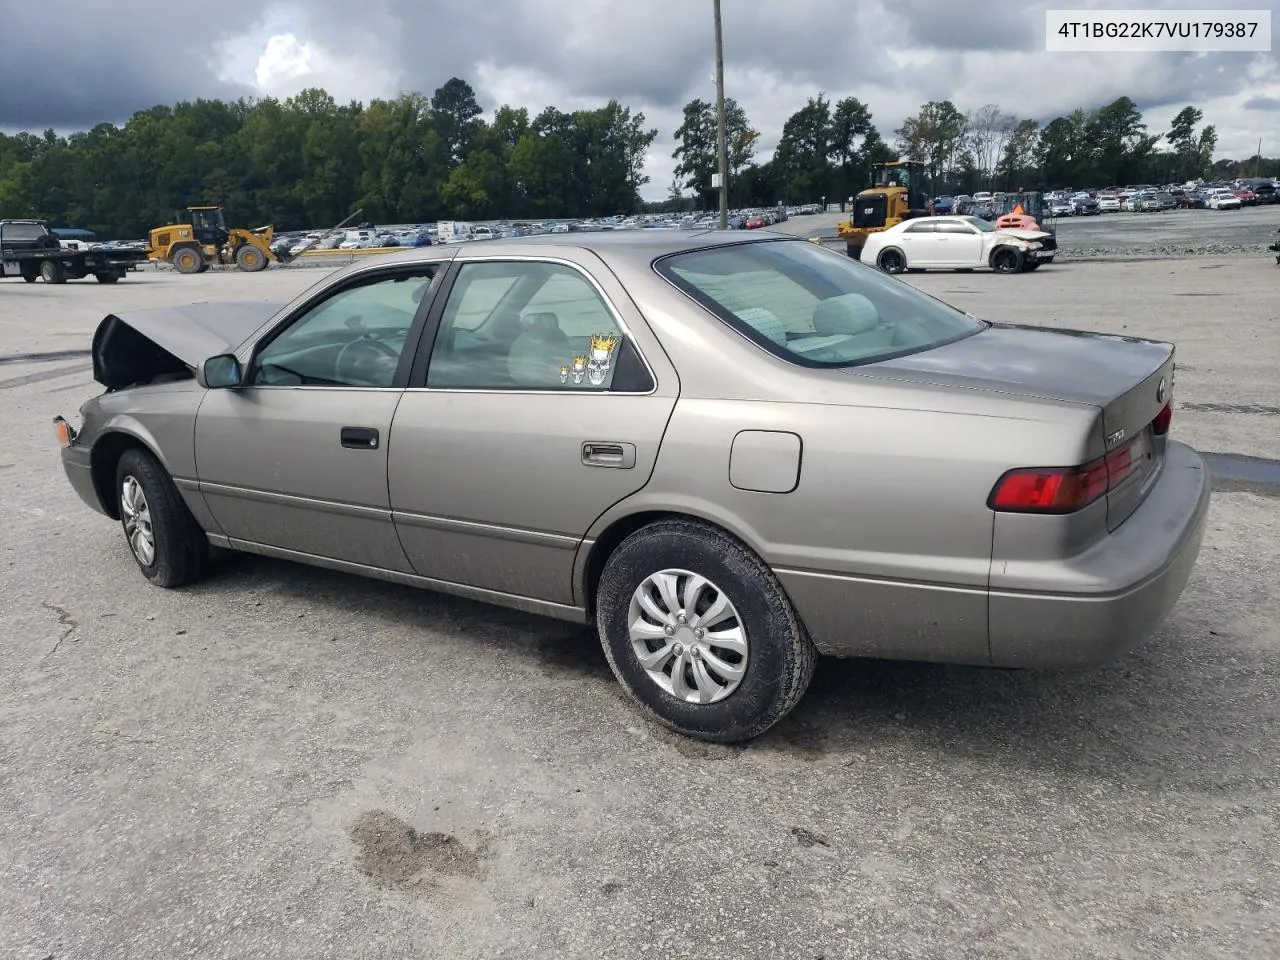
[
  {"x1": 147, "y1": 206, "x2": 283, "y2": 274},
  {"x1": 836, "y1": 160, "x2": 931, "y2": 261}
]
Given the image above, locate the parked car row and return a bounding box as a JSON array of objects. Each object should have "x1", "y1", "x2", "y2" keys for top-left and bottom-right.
[{"x1": 1044, "y1": 177, "x2": 1277, "y2": 214}]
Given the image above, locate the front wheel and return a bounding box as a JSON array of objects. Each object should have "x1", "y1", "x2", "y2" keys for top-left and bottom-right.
[
  {"x1": 877, "y1": 248, "x2": 906, "y2": 274},
  {"x1": 991, "y1": 247, "x2": 1023, "y2": 274},
  {"x1": 235, "y1": 244, "x2": 268, "y2": 272},
  {"x1": 595, "y1": 519, "x2": 817, "y2": 743},
  {"x1": 95, "y1": 270, "x2": 122, "y2": 283},
  {"x1": 115, "y1": 448, "x2": 209, "y2": 587}
]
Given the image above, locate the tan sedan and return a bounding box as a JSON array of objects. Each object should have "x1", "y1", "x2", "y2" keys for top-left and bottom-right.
[{"x1": 56, "y1": 232, "x2": 1210, "y2": 741}]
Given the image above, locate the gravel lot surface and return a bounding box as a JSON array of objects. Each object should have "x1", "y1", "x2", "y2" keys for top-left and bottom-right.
[{"x1": 2, "y1": 252, "x2": 1278, "y2": 960}]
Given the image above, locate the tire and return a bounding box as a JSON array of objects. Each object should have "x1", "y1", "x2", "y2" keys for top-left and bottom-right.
[
  {"x1": 40, "y1": 259, "x2": 66, "y2": 284},
  {"x1": 991, "y1": 246, "x2": 1022, "y2": 274},
  {"x1": 845, "y1": 243, "x2": 863, "y2": 261},
  {"x1": 22, "y1": 273, "x2": 37, "y2": 283},
  {"x1": 877, "y1": 248, "x2": 906, "y2": 274},
  {"x1": 235, "y1": 244, "x2": 268, "y2": 272},
  {"x1": 172, "y1": 246, "x2": 204, "y2": 275},
  {"x1": 115, "y1": 448, "x2": 209, "y2": 588},
  {"x1": 95, "y1": 271, "x2": 121, "y2": 283},
  {"x1": 595, "y1": 518, "x2": 817, "y2": 743},
  {"x1": 1023, "y1": 262, "x2": 1041, "y2": 272}
]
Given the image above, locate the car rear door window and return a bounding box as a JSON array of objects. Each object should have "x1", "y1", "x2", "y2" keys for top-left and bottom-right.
[{"x1": 426, "y1": 260, "x2": 651, "y2": 391}]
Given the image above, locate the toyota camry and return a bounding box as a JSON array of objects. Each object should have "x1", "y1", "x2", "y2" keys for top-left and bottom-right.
[{"x1": 55, "y1": 232, "x2": 1209, "y2": 742}]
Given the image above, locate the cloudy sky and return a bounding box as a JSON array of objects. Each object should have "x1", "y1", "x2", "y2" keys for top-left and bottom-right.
[{"x1": 1, "y1": 0, "x2": 1276, "y2": 198}]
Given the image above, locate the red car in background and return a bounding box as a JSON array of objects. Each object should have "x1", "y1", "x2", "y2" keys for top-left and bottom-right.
[{"x1": 1234, "y1": 188, "x2": 1258, "y2": 206}]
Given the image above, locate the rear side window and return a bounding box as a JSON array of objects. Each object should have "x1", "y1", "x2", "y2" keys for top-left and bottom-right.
[
  {"x1": 657, "y1": 239, "x2": 984, "y2": 368},
  {"x1": 2, "y1": 223, "x2": 46, "y2": 241}
]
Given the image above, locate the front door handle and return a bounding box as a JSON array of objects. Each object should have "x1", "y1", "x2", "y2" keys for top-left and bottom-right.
[
  {"x1": 582, "y1": 441, "x2": 635, "y2": 469},
  {"x1": 340, "y1": 426, "x2": 380, "y2": 449}
]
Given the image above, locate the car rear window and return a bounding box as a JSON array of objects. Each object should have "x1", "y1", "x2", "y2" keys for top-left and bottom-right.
[
  {"x1": 656, "y1": 239, "x2": 985, "y2": 368},
  {"x1": 2, "y1": 223, "x2": 46, "y2": 241}
]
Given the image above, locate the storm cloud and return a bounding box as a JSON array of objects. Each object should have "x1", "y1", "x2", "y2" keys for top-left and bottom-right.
[{"x1": 3, "y1": 0, "x2": 1277, "y2": 196}]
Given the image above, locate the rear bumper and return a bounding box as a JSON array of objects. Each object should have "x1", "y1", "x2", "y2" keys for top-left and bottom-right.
[
  {"x1": 988, "y1": 441, "x2": 1210, "y2": 668},
  {"x1": 61, "y1": 441, "x2": 107, "y2": 516}
]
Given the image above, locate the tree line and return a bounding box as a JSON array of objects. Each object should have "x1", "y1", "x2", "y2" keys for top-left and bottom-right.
[
  {"x1": 0, "y1": 78, "x2": 656, "y2": 238},
  {"x1": 0, "y1": 75, "x2": 1272, "y2": 237},
  {"x1": 664, "y1": 94, "x2": 1271, "y2": 213}
]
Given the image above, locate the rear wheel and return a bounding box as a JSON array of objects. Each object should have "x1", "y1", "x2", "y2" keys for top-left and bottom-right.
[
  {"x1": 595, "y1": 518, "x2": 817, "y2": 743},
  {"x1": 115, "y1": 448, "x2": 209, "y2": 587},
  {"x1": 40, "y1": 259, "x2": 66, "y2": 284},
  {"x1": 172, "y1": 246, "x2": 204, "y2": 275},
  {"x1": 95, "y1": 270, "x2": 122, "y2": 283},
  {"x1": 235, "y1": 244, "x2": 268, "y2": 272},
  {"x1": 877, "y1": 248, "x2": 906, "y2": 274},
  {"x1": 991, "y1": 246, "x2": 1022, "y2": 274},
  {"x1": 845, "y1": 243, "x2": 863, "y2": 261}
]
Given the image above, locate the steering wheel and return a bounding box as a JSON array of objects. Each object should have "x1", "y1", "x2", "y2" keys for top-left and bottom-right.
[{"x1": 333, "y1": 337, "x2": 400, "y2": 385}]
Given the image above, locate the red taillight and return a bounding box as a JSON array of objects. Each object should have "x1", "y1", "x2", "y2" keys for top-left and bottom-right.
[
  {"x1": 990, "y1": 460, "x2": 1109, "y2": 512},
  {"x1": 990, "y1": 431, "x2": 1149, "y2": 513},
  {"x1": 1152, "y1": 402, "x2": 1172, "y2": 435}
]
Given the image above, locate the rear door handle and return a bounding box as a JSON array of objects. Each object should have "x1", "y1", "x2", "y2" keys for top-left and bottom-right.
[
  {"x1": 340, "y1": 426, "x2": 380, "y2": 449},
  {"x1": 581, "y1": 441, "x2": 635, "y2": 469}
]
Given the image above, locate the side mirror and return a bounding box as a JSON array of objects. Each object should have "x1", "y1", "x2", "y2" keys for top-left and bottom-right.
[{"x1": 200, "y1": 353, "x2": 243, "y2": 389}]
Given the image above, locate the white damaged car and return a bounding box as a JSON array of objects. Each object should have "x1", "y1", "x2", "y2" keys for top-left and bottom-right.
[{"x1": 862, "y1": 215, "x2": 1057, "y2": 274}]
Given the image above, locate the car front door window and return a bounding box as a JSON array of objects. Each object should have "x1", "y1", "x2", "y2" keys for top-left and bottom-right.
[{"x1": 252, "y1": 269, "x2": 436, "y2": 387}]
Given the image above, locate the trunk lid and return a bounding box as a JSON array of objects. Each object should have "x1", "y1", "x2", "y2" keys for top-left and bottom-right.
[{"x1": 858, "y1": 322, "x2": 1175, "y2": 529}]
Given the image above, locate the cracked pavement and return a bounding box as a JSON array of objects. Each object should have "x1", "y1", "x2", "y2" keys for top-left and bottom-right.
[{"x1": 1, "y1": 253, "x2": 1278, "y2": 960}]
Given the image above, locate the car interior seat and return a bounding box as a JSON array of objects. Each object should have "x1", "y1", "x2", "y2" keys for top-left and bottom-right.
[
  {"x1": 507, "y1": 312, "x2": 572, "y2": 386},
  {"x1": 810, "y1": 293, "x2": 895, "y2": 349}
]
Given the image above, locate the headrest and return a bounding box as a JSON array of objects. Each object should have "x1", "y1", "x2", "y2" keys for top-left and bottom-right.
[
  {"x1": 812, "y1": 294, "x2": 880, "y2": 337},
  {"x1": 520, "y1": 312, "x2": 561, "y2": 334}
]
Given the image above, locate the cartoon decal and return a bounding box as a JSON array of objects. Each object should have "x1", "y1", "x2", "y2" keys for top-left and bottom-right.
[
  {"x1": 570, "y1": 355, "x2": 588, "y2": 384},
  {"x1": 559, "y1": 364, "x2": 571, "y2": 384},
  {"x1": 586, "y1": 333, "x2": 621, "y2": 386}
]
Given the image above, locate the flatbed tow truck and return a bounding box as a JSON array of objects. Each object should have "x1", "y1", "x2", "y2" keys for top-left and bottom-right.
[{"x1": 1, "y1": 219, "x2": 147, "y2": 284}]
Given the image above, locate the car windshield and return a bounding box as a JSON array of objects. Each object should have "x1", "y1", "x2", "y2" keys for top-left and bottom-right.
[{"x1": 657, "y1": 239, "x2": 985, "y2": 368}]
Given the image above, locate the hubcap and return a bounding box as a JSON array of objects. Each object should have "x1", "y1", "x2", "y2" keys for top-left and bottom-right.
[
  {"x1": 627, "y1": 569, "x2": 748, "y2": 704},
  {"x1": 120, "y1": 476, "x2": 155, "y2": 566}
]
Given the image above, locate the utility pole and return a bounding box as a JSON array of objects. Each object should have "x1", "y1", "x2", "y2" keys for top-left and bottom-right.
[{"x1": 714, "y1": 0, "x2": 729, "y2": 229}]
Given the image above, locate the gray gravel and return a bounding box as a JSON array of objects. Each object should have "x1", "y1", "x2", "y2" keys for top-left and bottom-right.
[{"x1": 1, "y1": 256, "x2": 1278, "y2": 960}]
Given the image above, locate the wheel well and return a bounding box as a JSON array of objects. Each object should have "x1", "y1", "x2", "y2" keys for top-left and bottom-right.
[
  {"x1": 581, "y1": 510, "x2": 755, "y2": 618},
  {"x1": 91, "y1": 432, "x2": 153, "y2": 520}
]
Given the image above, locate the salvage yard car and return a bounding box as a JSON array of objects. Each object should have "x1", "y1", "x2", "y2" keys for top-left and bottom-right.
[
  {"x1": 861, "y1": 214, "x2": 1056, "y2": 273},
  {"x1": 54, "y1": 232, "x2": 1210, "y2": 743}
]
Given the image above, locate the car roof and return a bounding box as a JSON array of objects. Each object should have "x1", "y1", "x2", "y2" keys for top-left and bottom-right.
[{"x1": 359, "y1": 229, "x2": 798, "y2": 271}]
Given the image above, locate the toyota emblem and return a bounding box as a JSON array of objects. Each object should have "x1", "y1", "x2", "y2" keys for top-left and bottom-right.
[{"x1": 1157, "y1": 377, "x2": 1167, "y2": 404}]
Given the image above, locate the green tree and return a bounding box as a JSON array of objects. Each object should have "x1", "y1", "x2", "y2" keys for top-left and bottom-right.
[
  {"x1": 1166, "y1": 106, "x2": 1217, "y2": 181},
  {"x1": 773, "y1": 94, "x2": 834, "y2": 202},
  {"x1": 894, "y1": 100, "x2": 967, "y2": 187},
  {"x1": 431, "y1": 77, "x2": 483, "y2": 165},
  {"x1": 996, "y1": 119, "x2": 1041, "y2": 190},
  {"x1": 672, "y1": 98, "x2": 716, "y2": 207}
]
